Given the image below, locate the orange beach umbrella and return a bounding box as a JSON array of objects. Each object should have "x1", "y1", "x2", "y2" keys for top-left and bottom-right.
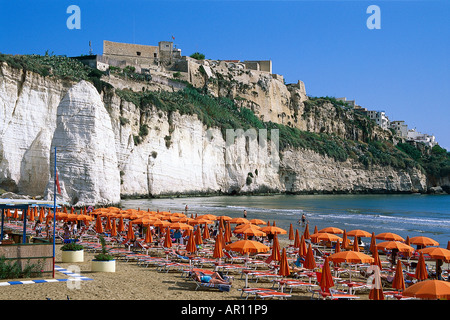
[
  {"x1": 403, "y1": 280, "x2": 450, "y2": 300},
  {"x1": 415, "y1": 252, "x2": 428, "y2": 281},
  {"x1": 213, "y1": 232, "x2": 224, "y2": 259},
  {"x1": 347, "y1": 229, "x2": 372, "y2": 238},
  {"x1": 319, "y1": 227, "x2": 344, "y2": 234},
  {"x1": 418, "y1": 247, "x2": 450, "y2": 262},
  {"x1": 376, "y1": 241, "x2": 414, "y2": 253},
  {"x1": 375, "y1": 232, "x2": 405, "y2": 242},
  {"x1": 409, "y1": 236, "x2": 439, "y2": 247},
  {"x1": 278, "y1": 248, "x2": 291, "y2": 277},
  {"x1": 163, "y1": 227, "x2": 172, "y2": 248},
  {"x1": 319, "y1": 256, "x2": 334, "y2": 293},
  {"x1": 303, "y1": 244, "x2": 316, "y2": 270},
  {"x1": 95, "y1": 215, "x2": 103, "y2": 234},
  {"x1": 392, "y1": 259, "x2": 406, "y2": 291},
  {"x1": 225, "y1": 239, "x2": 270, "y2": 255}
]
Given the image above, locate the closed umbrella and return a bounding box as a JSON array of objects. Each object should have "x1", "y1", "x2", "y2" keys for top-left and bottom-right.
[
  {"x1": 341, "y1": 230, "x2": 350, "y2": 250},
  {"x1": 403, "y1": 280, "x2": 450, "y2": 300},
  {"x1": 304, "y1": 244, "x2": 316, "y2": 270},
  {"x1": 289, "y1": 224, "x2": 294, "y2": 241},
  {"x1": 105, "y1": 215, "x2": 112, "y2": 231},
  {"x1": 303, "y1": 223, "x2": 310, "y2": 240},
  {"x1": 186, "y1": 230, "x2": 197, "y2": 254},
  {"x1": 278, "y1": 248, "x2": 291, "y2": 278},
  {"x1": 194, "y1": 227, "x2": 203, "y2": 245},
  {"x1": 369, "y1": 232, "x2": 377, "y2": 254},
  {"x1": 392, "y1": 259, "x2": 406, "y2": 291},
  {"x1": 415, "y1": 252, "x2": 428, "y2": 281},
  {"x1": 293, "y1": 229, "x2": 300, "y2": 248},
  {"x1": 213, "y1": 232, "x2": 224, "y2": 260},
  {"x1": 319, "y1": 256, "x2": 334, "y2": 293},
  {"x1": 118, "y1": 216, "x2": 125, "y2": 233},
  {"x1": 95, "y1": 214, "x2": 103, "y2": 234},
  {"x1": 371, "y1": 247, "x2": 382, "y2": 271},
  {"x1": 269, "y1": 234, "x2": 281, "y2": 263},
  {"x1": 163, "y1": 227, "x2": 172, "y2": 248},
  {"x1": 299, "y1": 234, "x2": 307, "y2": 257},
  {"x1": 126, "y1": 223, "x2": 135, "y2": 241},
  {"x1": 352, "y1": 236, "x2": 360, "y2": 252},
  {"x1": 368, "y1": 270, "x2": 384, "y2": 300},
  {"x1": 144, "y1": 226, "x2": 153, "y2": 243},
  {"x1": 110, "y1": 218, "x2": 117, "y2": 237}
]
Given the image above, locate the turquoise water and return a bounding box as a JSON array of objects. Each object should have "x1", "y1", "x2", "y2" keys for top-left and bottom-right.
[{"x1": 121, "y1": 194, "x2": 450, "y2": 247}]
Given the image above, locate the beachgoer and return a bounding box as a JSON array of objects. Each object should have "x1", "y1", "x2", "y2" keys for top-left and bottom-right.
[
  {"x1": 34, "y1": 221, "x2": 42, "y2": 237},
  {"x1": 243, "y1": 210, "x2": 247, "y2": 218},
  {"x1": 192, "y1": 271, "x2": 232, "y2": 285},
  {"x1": 185, "y1": 205, "x2": 188, "y2": 214}
]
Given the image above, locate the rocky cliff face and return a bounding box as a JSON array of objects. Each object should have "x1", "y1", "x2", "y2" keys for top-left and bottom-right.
[{"x1": 0, "y1": 62, "x2": 428, "y2": 206}]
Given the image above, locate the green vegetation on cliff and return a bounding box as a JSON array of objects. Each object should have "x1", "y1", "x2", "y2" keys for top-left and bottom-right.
[
  {"x1": 116, "y1": 86, "x2": 448, "y2": 175},
  {"x1": 2, "y1": 53, "x2": 448, "y2": 179},
  {"x1": 0, "y1": 52, "x2": 112, "y2": 93}
]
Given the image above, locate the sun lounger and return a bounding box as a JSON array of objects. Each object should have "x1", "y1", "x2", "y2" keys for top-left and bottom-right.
[
  {"x1": 338, "y1": 281, "x2": 370, "y2": 294},
  {"x1": 274, "y1": 279, "x2": 319, "y2": 293},
  {"x1": 310, "y1": 288, "x2": 360, "y2": 300}
]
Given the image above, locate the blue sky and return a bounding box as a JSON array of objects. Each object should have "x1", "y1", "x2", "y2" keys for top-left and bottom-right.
[{"x1": 1, "y1": 0, "x2": 449, "y2": 149}]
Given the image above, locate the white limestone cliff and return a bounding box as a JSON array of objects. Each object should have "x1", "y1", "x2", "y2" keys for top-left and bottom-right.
[{"x1": 0, "y1": 63, "x2": 429, "y2": 206}]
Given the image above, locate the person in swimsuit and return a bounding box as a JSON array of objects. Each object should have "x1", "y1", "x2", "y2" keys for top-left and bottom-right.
[{"x1": 192, "y1": 271, "x2": 232, "y2": 285}]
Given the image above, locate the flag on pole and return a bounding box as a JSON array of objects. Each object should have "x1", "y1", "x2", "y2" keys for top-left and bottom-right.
[{"x1": 55, "y1": 169, "x2": 62, "y2": 195}]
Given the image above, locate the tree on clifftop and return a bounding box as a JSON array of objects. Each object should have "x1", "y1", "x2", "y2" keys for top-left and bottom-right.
[{"x1": 190, "y1": 52, "x2": 205, "y2": 60}]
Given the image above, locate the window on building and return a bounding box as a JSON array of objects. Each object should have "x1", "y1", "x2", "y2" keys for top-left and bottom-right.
[
  {"x1": 136, "y1": 51, "x2": 141, "y2": 56},
  {"x1": 154, "y1": 53, "x2": 157, "y2": 58}
]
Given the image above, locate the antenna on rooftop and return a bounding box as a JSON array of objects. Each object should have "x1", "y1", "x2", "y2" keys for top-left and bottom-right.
[{"x1": 89, "y1": 41, "x2": 93, "y2": 55}]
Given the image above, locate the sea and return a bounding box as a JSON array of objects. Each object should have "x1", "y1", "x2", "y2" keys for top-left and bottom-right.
[{"x1": 121, "y1": 194, "x2": 450, "y2": 248}]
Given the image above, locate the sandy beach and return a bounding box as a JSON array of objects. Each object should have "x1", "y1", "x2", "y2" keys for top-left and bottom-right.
[{"x1": 0, "y1": 238, "x2": 381, "y2": 301}]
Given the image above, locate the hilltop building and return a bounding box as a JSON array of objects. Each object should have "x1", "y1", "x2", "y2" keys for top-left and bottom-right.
[
  {"x1": 407, "y1": 129, "x2": 437, "y2": 148},
  {"x1": 365, "y1": 110, "x2": 390, "y2": 130},
  {"x1": 390, "y1": 120, "x2": 408, "y2": 139}
]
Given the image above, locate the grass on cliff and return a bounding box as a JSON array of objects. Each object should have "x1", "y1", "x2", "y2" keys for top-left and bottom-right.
[
  {"x1": 116, "y1": 86, "x2": 438, "y2": 172},
  {"x1": 0, "y1": 52, "x2": 112, "y2": 93}
]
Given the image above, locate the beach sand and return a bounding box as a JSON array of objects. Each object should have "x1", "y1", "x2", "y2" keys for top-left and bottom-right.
[{"x1": 0, "y1": 238, "x2": 381, "y2": 301}]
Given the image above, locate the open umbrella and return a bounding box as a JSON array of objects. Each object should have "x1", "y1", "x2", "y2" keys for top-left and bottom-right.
[
  {"x1": 311, "y1": 232, "x2": 342, "y2": 243},
  {"x1": 168, "y1": 222, "x2": 193, "y2": 231},
  {"x1": 319, "y1": 227, "x2": 344, "y2": 234},
  {"x1": 409, "y1": 236, "x2": 439, "y2": 248},
  {"x1": 377, "y1": 241, "x2": 414, "y2": 253},
  {"x1": 197, "y1": 214, "x2": 217, "y2": 221},
  {"x1": 229, "y1": 217, "x2": 249, "y2": 224},
  {"x1": 225, "y1": 239, "x2": 270, "y2": 287},
  {"x1": 347, "y1": 229, "x2": 372, "y2": 238},
  {"x1": 225, "y1": 239, "x2": 270, "y2": 255},
  {"x1": 241, "y1": 225, "x2": 266, "y2": 238},
  {"x1": 418, "y1": 247, "x2": 450, "y2": 262},
  {"x1": 415, "y1": 252, "x2": 428, "y2": 281},
  {"x1": 375, "y1": 232, "x2": 405, "y2": 242},
  {"x1": 392, "y1": 259, "x2": 406, "y2": 292},
  {"x1": 329, "y1": 250, "x2": 374, "y2": 281},
  {"x1": 260, "y1": 225, "x2": 287, "y2": 235},
  {"x1": 249, "y1": 218, "x2": 266, "y2": 225},
  {"x1": 403, "y1": 280, "x2": 450, "y2": 300}
]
